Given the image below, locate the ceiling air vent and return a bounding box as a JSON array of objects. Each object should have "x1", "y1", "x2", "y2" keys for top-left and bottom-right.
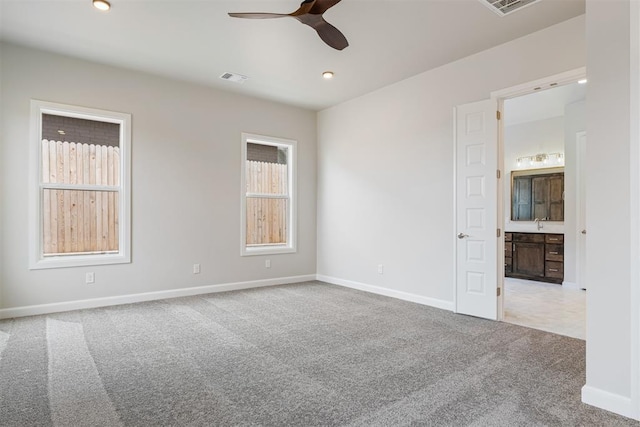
[
  {"x1": 479, "y1": 0, "x2": 541, "y2": 16},
  {"x1": 219, "y1": 72, "x2": 249, "y2": 84}
]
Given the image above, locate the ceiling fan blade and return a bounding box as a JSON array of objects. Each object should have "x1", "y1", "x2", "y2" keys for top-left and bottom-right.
[
  {"x1": 293, "y1": 0, "x2": 317, "y2": 15},
  {"x1": 229, "y1": 1, "x2": 348, "y2": 50},
  {"x1": 309, "y1": 18, "x2": 349, "y2": 50},
  {"x1": 228, "y1": 12, "x2": 289, "y2": 19},
  {"x1": 309, "y1": 0, "x2": 342, "y2": 15}
]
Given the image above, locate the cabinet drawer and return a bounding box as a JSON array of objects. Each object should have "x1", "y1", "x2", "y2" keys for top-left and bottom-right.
[
  {"x1": 545, "y1": 244, "x2": 563, "y2": 261},
  {"x1": 505, "y1": 232, "x2": 513, "y2": 242},
  {"x1": 545, "y1": 234, "x2": 564, "y2": 244},
  {"x1": 546, "y1": 261, "x2": 564, "y2": 279},
  {"x1": 513, "y1": 233, "x2": 545, "y2": 243}
]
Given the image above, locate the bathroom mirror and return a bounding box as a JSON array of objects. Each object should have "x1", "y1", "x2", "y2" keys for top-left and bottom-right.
[{"x1": 511, "y1": 167, "x2": 564, "y2": 221}]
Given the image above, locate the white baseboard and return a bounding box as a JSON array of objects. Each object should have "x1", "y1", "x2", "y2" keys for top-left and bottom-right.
[
  {"x1": 582, "y1": 385, "x2": 639, "y2": 420},
  {"x1": 562, "y1": 281, "x2": 580, "y2": 290},
  {"x1": 316, "y1": 274, "x2": 454, "y2": 311},
  {"x1": 0, "y1": 274, "x2": 317, "y2": 319}
]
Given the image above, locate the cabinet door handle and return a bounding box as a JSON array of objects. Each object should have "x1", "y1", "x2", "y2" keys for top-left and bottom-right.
[
  {"x1": 549, "y1": 238, "x2": 559, "y2": 241},
  {"x1": 549, "y1": 268, "x2": 559, "y2": 272},
  {"x1": 549, "y1": 251, "x2": 559, "y2": 255}
]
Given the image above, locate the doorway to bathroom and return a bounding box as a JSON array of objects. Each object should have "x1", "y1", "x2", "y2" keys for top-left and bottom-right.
[{"x1": 501, "y1": 80, "x2": 586, "y2": 339}]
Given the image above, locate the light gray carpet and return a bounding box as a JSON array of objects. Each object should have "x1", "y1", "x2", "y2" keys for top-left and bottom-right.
[{"x1": 0, "y1": 281, "x2": 636, "y2": 426}]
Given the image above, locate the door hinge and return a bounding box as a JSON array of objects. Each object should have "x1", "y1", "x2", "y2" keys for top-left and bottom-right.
[
  {"x1": 497, "y1": 228, "x2": 501, "y2": 238},
  {"x1": 497, "y1": 169, "x2": 501, "y2": 179},
  {"x1": 497, "y1": 287, "x2": 501, "y2": 297},
  {"x1": 496, "y1": 111, "x2": 501, "y2": 120}
]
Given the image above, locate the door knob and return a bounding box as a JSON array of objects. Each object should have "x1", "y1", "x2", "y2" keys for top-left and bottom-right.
[
  {"x1": 581, "y1": 230, "x2": 587, "y2": 235},
  {"x1": 457, "y1": 233, "x2": 469, "y2": 239}
]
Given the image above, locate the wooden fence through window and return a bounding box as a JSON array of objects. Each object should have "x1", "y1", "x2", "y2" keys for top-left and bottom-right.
[
  {"x1": 246, "y1": 160, "x2": 288, "y2": 245},
  {"x1": 42, "y1": 139, "x2": 119, "y2": 255}
]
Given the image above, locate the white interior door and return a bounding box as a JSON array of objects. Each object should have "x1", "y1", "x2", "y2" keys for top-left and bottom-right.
[
  {"x1": 455, "y1": 99, "x2": 498, "y2": 320},
  {"x1": 576, "y1": 131, "x2": 587, "y2": 290}
]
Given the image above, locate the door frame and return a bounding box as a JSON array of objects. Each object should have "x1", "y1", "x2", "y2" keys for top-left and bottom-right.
[
  {"x1": 489, "y1": 67, "x2": 587, "y2": 321},
  {"x1": 576, "y1": 131, "x2": 587, "y2": 289}
]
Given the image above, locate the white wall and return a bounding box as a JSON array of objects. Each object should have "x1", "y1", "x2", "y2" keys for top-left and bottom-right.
[
  {"x1": 317, "y1": 16, "x2": 586, "y2": 305},
  {"x1": 503, "y1": 116, "x2": 565, "y2": 232},
  {"x1": 582, "y1": 0, "x2": 639, "y2": 419},
  {"x1": 0, "y1": 43, "x2": 318, "y2": 311}
]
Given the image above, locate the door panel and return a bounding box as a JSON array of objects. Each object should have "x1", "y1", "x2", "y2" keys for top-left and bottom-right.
[
  {"x1": 512, "y1": 177, "x2": 532, "y2": 220},
  {"x1": 455, "y1": 99, "x2": 498, "y2": 320},
  {"x1": 532, "y1": 176, "x2": 550, "y2": 220},
  {"x1": 548, "y1": 175, "x2": 564, "y2": 221},
  {"x1": 513, "y1": 242, "x2": 545, "y2": 277}
]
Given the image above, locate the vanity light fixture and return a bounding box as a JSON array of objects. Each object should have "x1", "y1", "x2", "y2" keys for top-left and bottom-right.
[
  {"x1": 515, "y1": 152, "x2": 564, "y2": 169},
  {"x1": 322, "y1": 71, "x2": 334, "y2": 80},
  {"x1": 93, "y1": 0, "x2": 111, "y2": 11}
]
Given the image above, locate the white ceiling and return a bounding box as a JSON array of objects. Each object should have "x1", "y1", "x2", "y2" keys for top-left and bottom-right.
[
  {"x1": 504, "y1": 81, "x2": 587, "y2": 126},
  {"x1": 0, "y1": 0, "x2": 585, "y2": 111}
]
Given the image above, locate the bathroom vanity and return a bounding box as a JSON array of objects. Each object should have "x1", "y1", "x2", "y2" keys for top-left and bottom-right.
[{"x1": 505, "y1": 232, "x2": 564, "y2": 284}]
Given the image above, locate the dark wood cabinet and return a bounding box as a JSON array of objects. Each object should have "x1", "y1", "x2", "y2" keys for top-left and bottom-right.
[
  {"x1": 504, "y1": 232, "x2": 513, "y2": 274},
  {"x1": 548, "y1": 175, "x2": 564, "y2": 221},
  {"x1": 512, "y1": 177, "x2": 533, "y2": 221},
  {"x1": 505, "y1": 232, "x2": 564, "y2": 284},
  {"x1": 511, "y1": 171, "x2": 564, "y2": 221},
  {"x1": 532, "y1": 176, "x2": 549, "y2": 221},
  {"x1": 514, "y1": 242, "x2": 545, "y2": 278}
]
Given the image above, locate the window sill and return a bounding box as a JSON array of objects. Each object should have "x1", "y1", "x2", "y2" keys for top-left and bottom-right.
[
  {"x1": 241, "y1": 245, "x2": 296, "y2": 257},
  {"x1": 30, "y1": 252, "x2": 131, "y2": 270}
]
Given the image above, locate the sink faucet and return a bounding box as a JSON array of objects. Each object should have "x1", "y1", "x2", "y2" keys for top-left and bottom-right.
[{"x1": 534, "y1": 218, "x2": 543, "y2": 230}]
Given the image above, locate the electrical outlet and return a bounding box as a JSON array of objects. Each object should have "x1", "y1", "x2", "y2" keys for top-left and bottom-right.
[
  {"x1": 378, "y1": 264, "x2": 384, "y2": 275},
  {"x1": 86, "y1": 272, "x2": 95, "y2": 284},
  {"x1": 193, "y1": 264, "x2": 201, "y2": 274},
  {"x1": 265, "y1": 259, "x2": 271, "y2": 268}
]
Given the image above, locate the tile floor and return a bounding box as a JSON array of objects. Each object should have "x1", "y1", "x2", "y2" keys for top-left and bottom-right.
[{"x1": 503, "y1": 278, "x2": 586, "y2": 340}]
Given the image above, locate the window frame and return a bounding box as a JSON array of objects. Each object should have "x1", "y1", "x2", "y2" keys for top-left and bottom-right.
[
  {"x1": 240, "y1": 133, "x2": 297, "y2": 256},
  {"x1": 29, "y1": 100, "x2": 132, "y2": 269}
]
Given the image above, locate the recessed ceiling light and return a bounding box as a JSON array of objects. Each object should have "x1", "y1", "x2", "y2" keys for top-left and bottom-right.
[
  {"x1": 93, "y1": 0, "x2": 111, "y2": 11},
  {"x1": 578, "y1": 79, "x2": 588, "y2": 84},
  {"x1": 322, "y1": 71, "x2": 334, "y2": 80}
]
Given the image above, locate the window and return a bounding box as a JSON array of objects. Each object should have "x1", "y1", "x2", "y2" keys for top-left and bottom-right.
[
  {"x1": 30, "y1": 100, "x2": 131, "y2": 269},
  {"x1": 240, "y1": 133, "x2": 296, "y2": 256}
]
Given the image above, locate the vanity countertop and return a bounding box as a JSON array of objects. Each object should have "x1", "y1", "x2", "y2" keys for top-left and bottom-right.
[{"x1": 504, "y1": 221, "x2": 564, "y2": 234}]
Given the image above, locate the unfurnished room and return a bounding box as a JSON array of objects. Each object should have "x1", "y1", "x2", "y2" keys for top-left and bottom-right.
[{"x1": 1, "y1": 0, "x2": 640, "y2": 425}]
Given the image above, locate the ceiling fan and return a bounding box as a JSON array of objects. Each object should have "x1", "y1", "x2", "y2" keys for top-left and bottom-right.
[{"x1": 228, "y1": 0, "x2": 349, "y2": 51}]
